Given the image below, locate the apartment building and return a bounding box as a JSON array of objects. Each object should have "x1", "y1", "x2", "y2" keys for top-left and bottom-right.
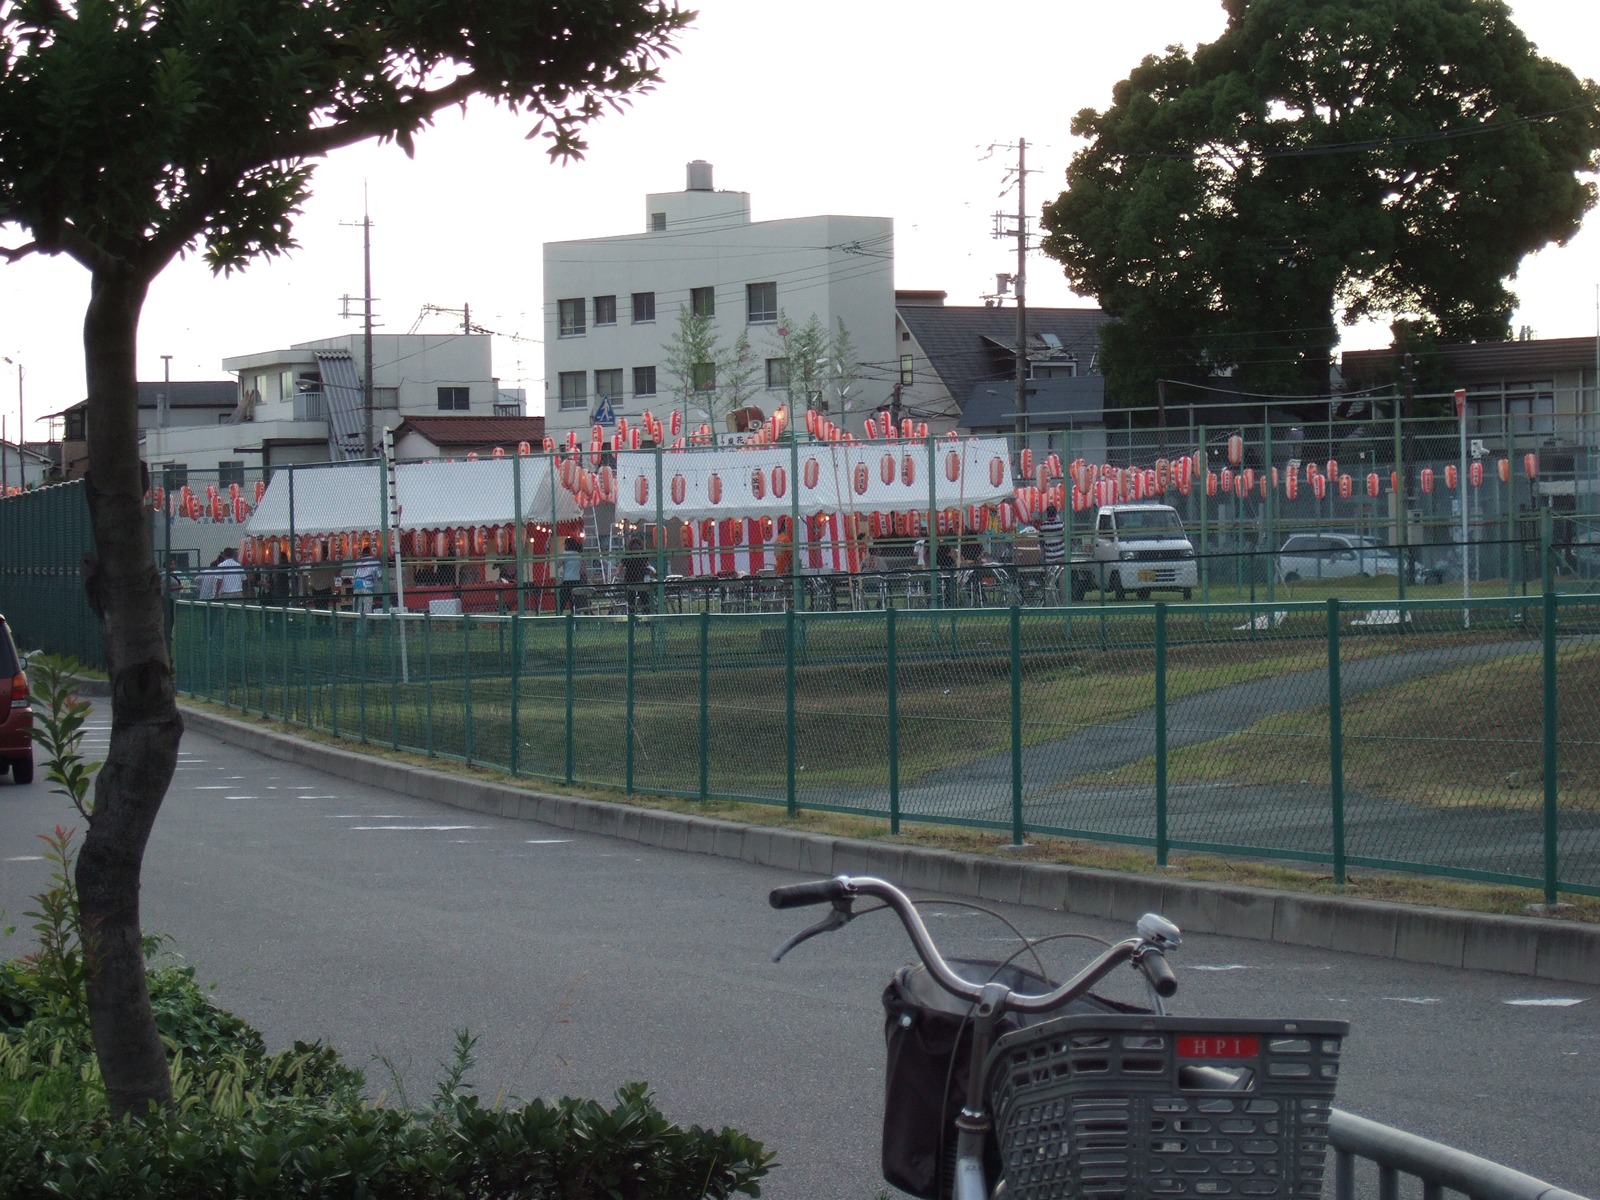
[{"x1": 541, "y1": 161, "x2": 896, "y2": 442}]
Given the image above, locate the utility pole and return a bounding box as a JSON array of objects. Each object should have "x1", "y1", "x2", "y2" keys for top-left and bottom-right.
[
  {"x1": 1015, "y1": 137, "x2": 1028, "y2": 443},
  {"x1": 991, "y1": 139, "x2": 1032, "y2": 443},
  {"x1": 363, "y1": 192, "x2": 375, "y2": 458}
]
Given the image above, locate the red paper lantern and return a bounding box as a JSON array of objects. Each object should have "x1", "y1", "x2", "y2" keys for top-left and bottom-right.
[
  {"x1": 1497, "y1": 458, "x2": 1510, "y2": 484},
  {"x1": 1285, "y1": 473, "x2": 1299, "y2": 501},
  {"x1": 1206, "y1": 471, "x2": 1218, "y2": 498},
  {"x1": 233, "y1": 495, "x2": 248, "y2": 523},
  {"x1": 1311, "y1": 474, "x2": 1327, "y2": 501},
  {"x1": 771, "y1": 465, "x2": 787, "y2": 498},
  {"x1": 989, "y1": 455, "x2": 1007, "y2": 488},
  {"x1": 671, "y1": 473, "x2": 686, "y2": 505},
  {"x1": 1020, "y1": 448, "x2": 1034, "y2": 478},
  {"x1": 901, "y1": 454, "x2": 916, "y2": 488},
  {"x1": 1338, "y1": 474, "x2": 1353, "y2": 500},
  {"x1": 1524, "y1": 452, "x2": 1538, "y2": 480},
  {"x1": 1420, "y1": 468, "x2": 1434, "y2": 494},
  {"x1": 853, "y1": 463, "x2": 870, "y2": 495},
  {"x1": 881, "y1": 453, "x2": 896, "y2": 486},
  {"x1": 634, "y1": 474, "x2": 649, "y2": 506},
  {"x1": 1469, "y1": 461, "x2": 1484, "y2": 488},
  {"x1": 708, "y1": 472, "x2": 723, "y2": 505},
  {"x1": 1366, "y1": 472, "x2": 1380, "y2": 498},
  {"x1": 802, "y1": 457, "x2": 820, "y2": 490},
  {"x1": 1227, "y1": 434, "x2": 1244, "y2": 465},
  {"x1": 945, "y1": 449, "x2": 962, "y2": 482},
  {"x1": 1444, "y1": 464, "x2": 1458, "y2": 490}
]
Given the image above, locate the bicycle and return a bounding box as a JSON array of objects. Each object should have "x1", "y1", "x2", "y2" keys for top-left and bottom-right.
[{"x1": 770, "y1": 875, "x2": 1347, "y2": 1200}]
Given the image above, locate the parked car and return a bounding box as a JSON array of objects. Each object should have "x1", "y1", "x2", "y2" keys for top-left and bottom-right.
[
  {"x1": 1085, "y1": 503, "x2": 1198, "y2": 600},
  {"x1": 1276, "y1": 532, "x2": 1400, "y2": 584},
  {"x1": 0, "y1": 614, "x2": 34, "y2": 785}
]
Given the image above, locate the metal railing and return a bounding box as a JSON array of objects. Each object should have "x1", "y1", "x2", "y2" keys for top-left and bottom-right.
[{"x1": 1331, "y1": 1110, "x2": 1591, "y2": 1200}]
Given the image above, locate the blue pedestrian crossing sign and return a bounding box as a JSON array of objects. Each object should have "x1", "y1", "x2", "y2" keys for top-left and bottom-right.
[{"x1": 592, "y1": 396, "x2": 617, "y2": 426}]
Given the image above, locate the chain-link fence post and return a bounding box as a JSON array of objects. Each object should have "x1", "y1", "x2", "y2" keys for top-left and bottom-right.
[
  {"x1": 1156, "y1": 601, "x2": 1168, "y2": 866},
  {"x1": 887, "y1": 604, "x2": 900, "y2": 835},
  {"x1": 1543, "y1": 587, "x2": 1559, "y2": 906},
  {"x1": 785, "y1": 605, "x2": 797, "y2": 819},
  {"x1": 698, "y1": 609, "x2": 710, "y2": 801},
  {"x1": 1010, "y1": 603, "x2": 1023, "y2": 847},
  {"x1": 1328, "y1": 597, "x2": 1346, "y2": 885}
]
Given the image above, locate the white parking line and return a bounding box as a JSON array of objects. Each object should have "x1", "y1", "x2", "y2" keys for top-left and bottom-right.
[
  {"x1": 350, "y1": 824, "x2": 482, "y2": 831},
  {"x1": 526, "y1": 839, "x2": 572, "y2": 845},
  {"x1": 1504, "y1": 997, "x2": 1586, "y2": 1007}
]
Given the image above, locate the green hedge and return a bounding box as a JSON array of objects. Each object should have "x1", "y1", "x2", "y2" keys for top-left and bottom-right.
[{"x1": 0, "y1": 961, "x2": 770, "y2": 1199}]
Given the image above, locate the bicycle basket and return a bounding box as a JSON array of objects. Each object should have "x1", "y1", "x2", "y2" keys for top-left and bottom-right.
[
  {"x1": 986, "y1": 1014, "x2": 1348, "y2": 1199},
  {"x1": 881, "y1": 960, "x2": 1145, "y2": 1200}
]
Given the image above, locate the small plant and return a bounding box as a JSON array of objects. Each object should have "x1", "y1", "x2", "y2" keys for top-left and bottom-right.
[{"x1": 26, "y1": 653, "x2": 99, "y2": 821}]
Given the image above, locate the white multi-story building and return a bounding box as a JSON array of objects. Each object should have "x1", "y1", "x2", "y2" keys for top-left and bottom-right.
[
  {"x1": 139, "y1": 332, "x2": 507, "y2": 477},
  {"x1": 542, "y1": 161, "x2": 895, "y2": 442}
]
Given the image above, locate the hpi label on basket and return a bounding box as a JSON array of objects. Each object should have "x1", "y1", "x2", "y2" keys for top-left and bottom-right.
[{"x1": 1177, "y1": 1035, "x2": 1260, "y2": 1059}]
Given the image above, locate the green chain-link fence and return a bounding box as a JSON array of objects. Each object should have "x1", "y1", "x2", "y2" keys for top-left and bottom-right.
[{"x1": 172, "y1": 592, "x2": 1600, "y2": 903}]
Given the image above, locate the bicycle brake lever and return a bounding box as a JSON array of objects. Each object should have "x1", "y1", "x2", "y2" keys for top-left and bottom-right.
[{"x1": 770, "y1": 900, "x2": 855, "y2": 963}]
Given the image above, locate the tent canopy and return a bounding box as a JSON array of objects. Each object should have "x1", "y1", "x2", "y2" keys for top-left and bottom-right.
[
  {"x1": 612, "y1": 438, "x2": 1014, "y2": 522},
  {"x1": 246, "y1": 457, "x2": 580, "y2": 537}
]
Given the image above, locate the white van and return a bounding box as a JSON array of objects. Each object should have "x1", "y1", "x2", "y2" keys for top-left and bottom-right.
[{"x1": 1088, "y1": 503, "x2": 1198, "y2": 600}]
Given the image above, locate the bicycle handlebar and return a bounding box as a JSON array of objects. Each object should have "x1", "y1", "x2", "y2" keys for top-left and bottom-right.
[
  {"x1": 769, "y1": 875, "x2": 1180, "y2": 1013},
  {"x1": 769, "y1": 879, "x2": 850, "y2": 909}
]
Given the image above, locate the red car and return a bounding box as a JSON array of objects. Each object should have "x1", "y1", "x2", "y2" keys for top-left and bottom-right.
[{"x1": 0, "y1": 614, "x2": 34, "y2": 785}]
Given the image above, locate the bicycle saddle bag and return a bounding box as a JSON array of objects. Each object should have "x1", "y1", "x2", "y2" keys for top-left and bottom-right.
[{"x1": 880, "y1": 958, "x2": 1144, "y2": 1200}]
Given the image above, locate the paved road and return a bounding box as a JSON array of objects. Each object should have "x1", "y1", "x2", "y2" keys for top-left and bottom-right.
[{"x1": 2, "y1": 708, "x2": 1597, "y2": 1199}]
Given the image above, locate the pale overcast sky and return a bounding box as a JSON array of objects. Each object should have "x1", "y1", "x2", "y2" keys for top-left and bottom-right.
[{"x1": 3, "y1": 0, "x2": 1599, "y2": 438}]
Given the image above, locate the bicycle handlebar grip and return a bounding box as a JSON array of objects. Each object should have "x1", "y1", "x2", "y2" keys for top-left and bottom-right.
[
  {"x1": 1140, "y1": 949, "x2": 1179, "y2": 998},
  {"x1": 768, "y1": 878, "x2": 849, "y2": 909}
]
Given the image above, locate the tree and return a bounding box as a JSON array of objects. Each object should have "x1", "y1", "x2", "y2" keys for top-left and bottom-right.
[
  {"x1": 0, "y1": 0, "x2": 691, "y2": 1117},
  {"x1": 769, "y1": 314, "x2": 863, "y2": 422},
  {"x1": 1040, "y1": 0, "x2": 1600, "y2": 407},
  {"x1": 661, "y1": 303, "x2": 723, "y2": 434}
]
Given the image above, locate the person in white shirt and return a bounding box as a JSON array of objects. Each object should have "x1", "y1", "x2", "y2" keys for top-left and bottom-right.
[
  {"x1": 352, "y1": 550, "x2": 381, "y2": 613},
  {"x1": 214, "y1": 549, "x2": 247, "y2": 599}
]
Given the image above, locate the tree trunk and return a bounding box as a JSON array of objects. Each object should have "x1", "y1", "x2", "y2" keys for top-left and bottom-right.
[{"x1": 75, "y1": 258, "x2": 182, "y2": 1118}]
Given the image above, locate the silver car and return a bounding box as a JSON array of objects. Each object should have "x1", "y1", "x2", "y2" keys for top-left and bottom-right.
[{"x1": 1276, "y1": 532, "x2": 1400, "y2": 583}]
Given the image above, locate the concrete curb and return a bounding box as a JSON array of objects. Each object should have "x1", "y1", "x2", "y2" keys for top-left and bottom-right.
[{"x1": 177, "y1": 704, "x2": 1600, "y2": 987}]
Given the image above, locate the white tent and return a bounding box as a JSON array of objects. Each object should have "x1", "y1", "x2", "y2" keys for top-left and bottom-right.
[
  {"x1": 246, "y1": 456, "x2": 581, "y2": 537},
  {"x1": 611, "y1": 437, "x2": 1015, "y2": 523}
]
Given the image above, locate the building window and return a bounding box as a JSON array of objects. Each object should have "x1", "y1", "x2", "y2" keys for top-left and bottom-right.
[
  {"x1": 218, "y1": 460, "x2": 245, "y2": 489},
  {"x1": 594, "y1": 368, "x2": 624, "y2": 403},
  {"x1": 691, "y1": 362, "x2": 717, "y2": 392},
  {"x1": 632, "y1": 291, "x2": 656, "y2": 324},
  {"x1": 633, "y1": 366, "x2": 657, "y2": 398},
  {"x1": 558, "y1": 297, "x2": 586, "y2": 337},
  {"x1": 650, "y1": 212, "x2": 666, "y2": 231},
  {"x1": 1032, "y1": 362, "x2": 1077, "y2": 380},
  {"x1": 161, "y1": 463, "x2": 188, "y2": 491},
  {"x1": 437, "y1": 386, "x2": 470, "y2": 411},
  {"x1": 900, "y1": 355, "x2": 914, "y2": 386},
  {"x1": 746, "y1": 282, "x2": 777, "y2": 324},
  {"x1": 278, "y1": 369, "x2": 295, "y2": 400},
  {"x1": 690, "y1": 286, "x2": 715, "y2": 318},
  {"x1": 765, "y1": 358, "x2": 790, "y2": 390},
  {"x1": 374, "y1": 387, "x2": 399, "y2": 410},
  {"x1": 559, "y1": 371, "x2": 587, "y2": 411},
  {"x1": 594, "y1": 295, "x2": 617, "y2": 326},
  {"x1": 64, "y1": 409, "x2": 86, "y2": 440}
]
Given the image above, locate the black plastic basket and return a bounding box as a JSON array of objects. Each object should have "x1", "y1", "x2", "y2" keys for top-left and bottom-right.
[{"x1": 986, "y1": 1014, "x2": 1348, "y2": 1199}]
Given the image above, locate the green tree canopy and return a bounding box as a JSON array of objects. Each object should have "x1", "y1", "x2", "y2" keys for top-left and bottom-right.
[
  {"x1": 0, "y1": 0, "x2": 690, "y2": 1118},
  {"x1": 1040, "y1": 0, "x2": 1600, "y2": 407}
]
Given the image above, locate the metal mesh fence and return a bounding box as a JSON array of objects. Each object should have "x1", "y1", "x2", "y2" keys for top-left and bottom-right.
[{"x1": 172, "y1": 591, "x2": 1597, "y2": 900}]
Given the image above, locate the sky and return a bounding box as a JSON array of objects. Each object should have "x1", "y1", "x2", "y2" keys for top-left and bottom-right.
[{"x1": 3, "y1": 0, "x2": 1600, "y2": 441}]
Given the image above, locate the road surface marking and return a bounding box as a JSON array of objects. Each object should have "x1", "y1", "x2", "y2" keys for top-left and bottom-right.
[
  {"x1": 1504, "y1": 997, "x2": 1586, "y2": 1007},
  {"x1": 351, "y1": 824, "x2": 482, "y2": 831}
]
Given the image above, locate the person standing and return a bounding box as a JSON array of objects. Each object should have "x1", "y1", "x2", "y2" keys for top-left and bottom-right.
[
  {"x1": 621, "y1": 536, "x2": 653, "y2": 613},
  {"x1": 352, "y1": 547, "x2": 381, "y2": 613},
  {"x1": 557, "y1": 535, "x2": 585, "y2": 612},
  {"x1": 214, "y1": 548, "x2": 247, "y2": 600},
  {"x1": 1038, "y1": 506, "x2": 1066, "y2": 568}
]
